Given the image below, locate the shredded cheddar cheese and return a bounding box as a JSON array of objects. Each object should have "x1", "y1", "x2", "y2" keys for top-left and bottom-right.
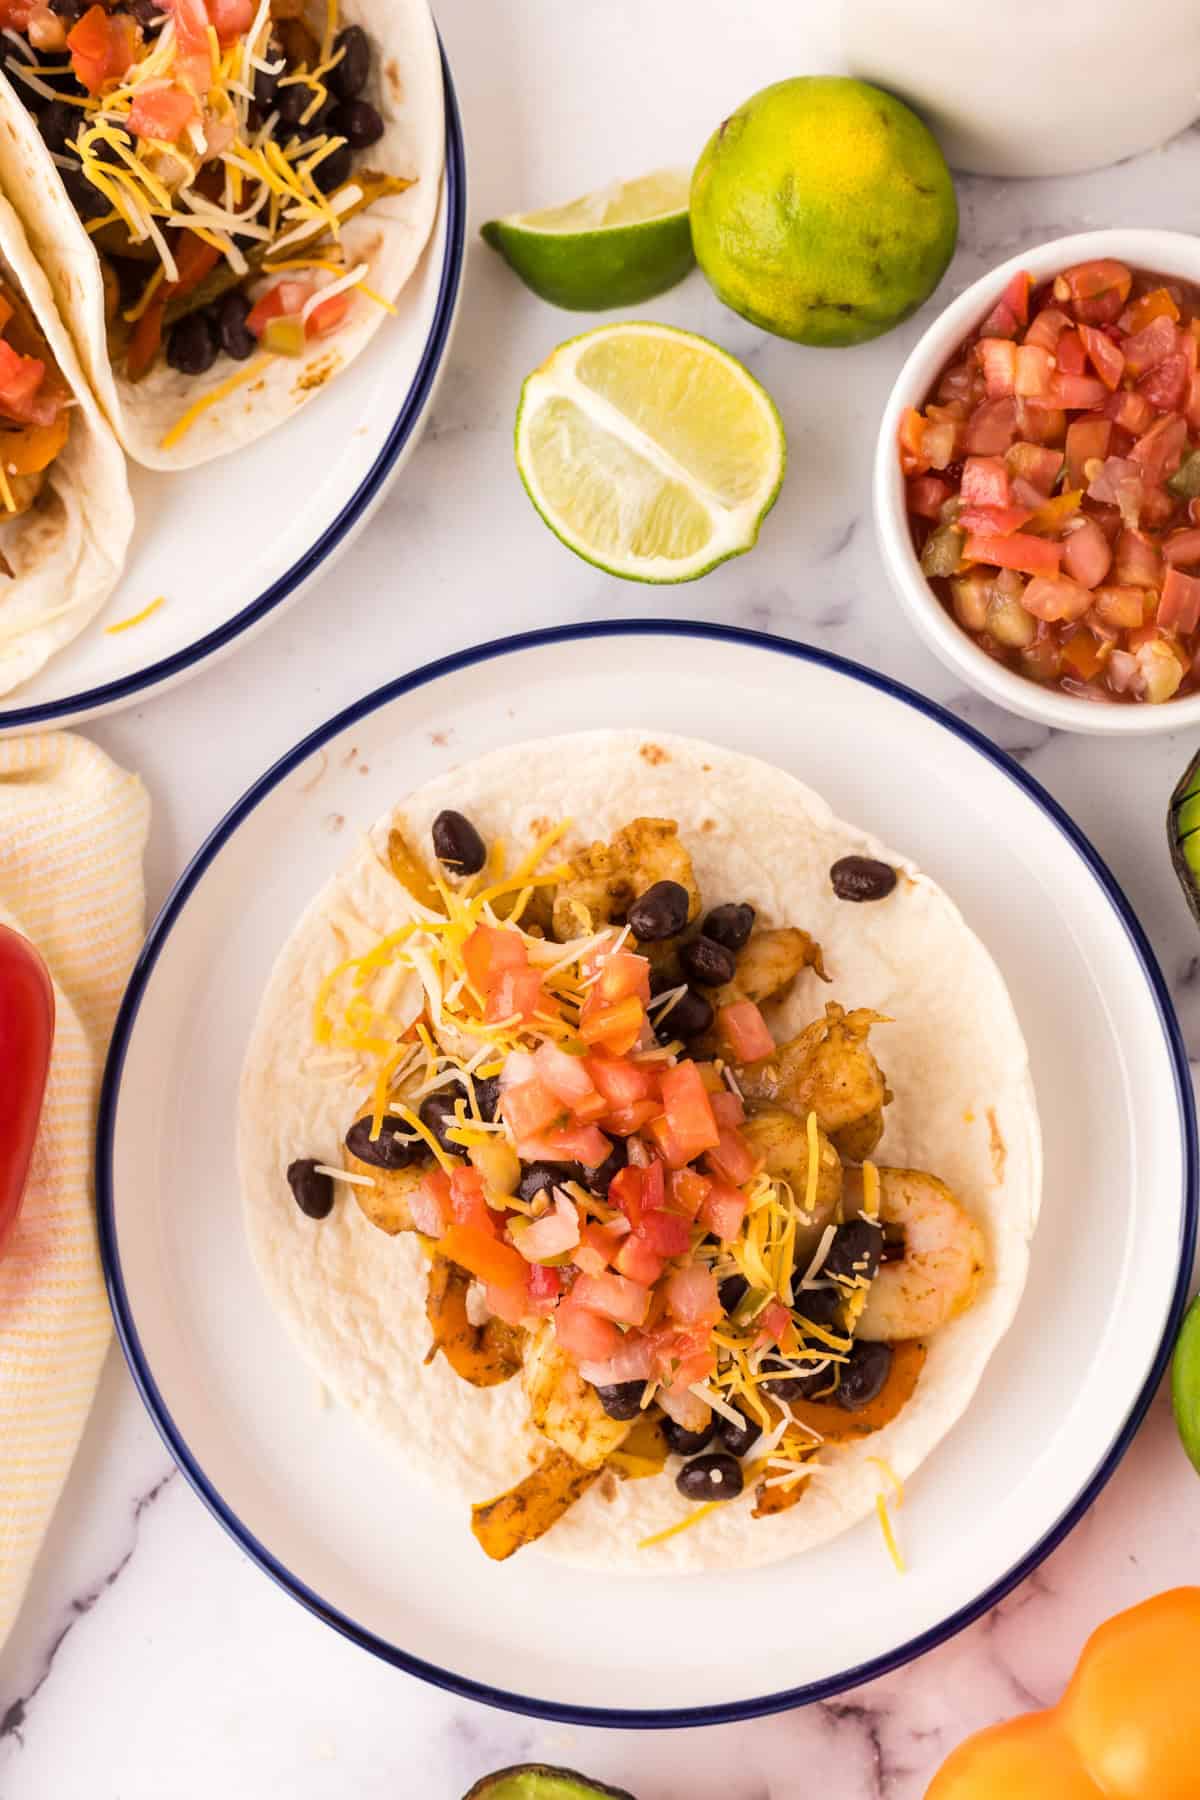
[
  {"x1": 159, "y1": 355, "x2": 272, "y2": 449},
  {"x1": 105, "y1": 594, "x2": 165, "y2": 633},
  {"x1": 637, "y1": 1502, "x2": 723, "y2": 1549}
]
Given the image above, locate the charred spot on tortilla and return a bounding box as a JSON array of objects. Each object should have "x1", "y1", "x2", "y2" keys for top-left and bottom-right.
[
  {"x1": 294, "y1": 354, "x2": 342, "y2": 397},
  {"x1": 639, "y1": 742, "x2": 668, "y2": 765}
]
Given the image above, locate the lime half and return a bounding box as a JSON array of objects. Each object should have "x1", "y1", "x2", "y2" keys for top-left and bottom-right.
[
  {"x1": 515, "y1": 321, "x2": 785, "y2": 584},
  {"x1": 1173, "y1": 1293, "x2": 1200, "y2": 1474},
  {"x1": 481, "y1": 170, "x2": 694, "y2": 310}
]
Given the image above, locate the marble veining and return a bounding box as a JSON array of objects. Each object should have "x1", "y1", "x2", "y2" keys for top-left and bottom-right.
[{"x1": 2, "y1": 2, "x2": 1200, "y2": 1793}]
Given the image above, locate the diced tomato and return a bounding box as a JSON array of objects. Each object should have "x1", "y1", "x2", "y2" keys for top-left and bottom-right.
[
  {"x1": 1005, "y1": 441, "x2": 1062, "y2": 495},
  {"x1": 705, "y1": 1124, "x2": 759, "y2": 1186},
  {"x1": 0, "y1": 340, "x2": 46, "y2": 426},
  {"x1": 906, "y1": 474, "x2": 953, "y2": 519},
  {"x1": 1048, "y1": 373, "x2": 1108, "y2": 409},
  {"x1": 898, "y1": 406, "x2": 929, "y2": 476},
  {"x1": 960, "y1": 455, "x2": 1010, "y2": 508},
  {"x1": 207, "y1": 0, "x2": 254, "y2": 43},
  {"x1": 664, "y1": 1263, "x2": 721, "y2": 1327},
  {"x1": 641, "y1": 1157, "x2": 665, "y2": 1210},
  {"x1": 1054, "y1": 330, "x2": 1086, "y2": 376},
  {"x1": 1124, "y1": 286, "x2": 1180, "y2": 333},
  {"x1": 575, "y1": 1222, "x2": 617, "y2": 1275},
  {"x1": 526, "y1": 1261, "x2": 562, "y2": 1303},
  {"x1": 572, "y1": 1270, "x2": 651, "y2": 1328},
  {"x1": 126, "y1": 83, "x2": 197, "y2": 141},
  {"x1": 651, "y1": 1323, "x2": 717, "y2": 1394},
  {"x1": 1062, "y1": 517, "x2": 1112, "y2": 589},
  {"x1": 1130, "y1": 413, "x2": 1187, "y2": 486},
  {"x1": 67, "y1": 4, "x2": 136, "y2": 92},
  {"x1": 709, "y1": 1088, "x2": 745, "y2": 1129},
  {"x1": 963, "y1": 530, "x2": 1062, "y2": 577},
  {"x1": 999, "y1": 269, "x2": 1031, "y2": 328},
  {"x1": 462, "y1": 924, "x2": 526, "y2": 994},
  {"x1": 1141, "y1": 483, "x2": 1177, "y2": 529},
  {"x1": 1164, "y1": 527, "x2": 1200, "y2": 567},
  {"x1": 1059, "y1": 628, "x2": 1106, "y2": 682},
  {"x1": 584, "y1": 1050, "x2": 658, "y2": 1111},
  {"x1": 533, "y1": 1041, "x2": 597, "y2": 1114},
  {"x1": 1054, "y1": 259, "x2": 1132, "y2": 325},
  {"x1": 1012, "y1": 343, "x2": 1055, "y2": 397},
  {"x1": 958, "y1": 504, "x2": 1035, "y2": 536},
  {"x1": 1092, "y1": 586, "x2": 1148, "y2": 630},
  {"x1": 1122, "y1": 314, "x2": 1178, "y2": 377},
  {"x1": 921, "y1": 418, "x2": 959, "y2": 469},
  {"x1": 590, "y1": 950, "x2": 652, "y2": 1008},
  {"x1": 713, "y1": 999, "x2": 774, "y2": 1065},
  {"x1": 613, "y1": 1234, "x2": 665, "y2": 1285},
  {"x1": 1087, "y1": 456, "x2": 1144, "y2": 523},
  {"x1": 486, "y1": 965, "x2": 544, "y2": 1023},
  {"x1": 697, "y1": 1179, "x2": 746, "y2": 1243},
  {"x1": 602, "y1": 1098, "x2": 661, "y2": 1137},
  {"x1": 961, "y1": 397, "x2": 1018, "y2": 454},
  {"x1": 448, "y1": 1165, "x2": 492, "y2": 1234},
  {"x1": 501, "y1": 1077, "x2": 562, "y2": 1140},
  {"x1": 579, "y1": 992, "x2": 644, "y2": 1054},
  {"x1": 484, "y1": 1278, "x2": 530, "y2": 1327},
  {"x1": 411, "y1": 1166, "x2": 450, "y2": 1237},
  {"x1": 645, "y1": 1111, "x2": 690, "y2": 1170},
  {"x1": 306, "y1": 289, "x2": 353, "y2": 338},
  {"x1": 554, "y1": 1295, "x2": 622, "y2": 1362},
  {"x1": 658, "y1": 1061, "x2": 720, "y2": 1163},
  {"x1": 668, "y1": 1167, "x2": 711, "y2": 1218},
  {"x1": 1104, "y1": 386, "x2": 1154, "y2": 436},
  {"x1": 1078, "y1": 324, "x2": 1125, "y2": 390},
  {"x1": 1019, "y1": 574, "x2": 1094, "y2": 623},
  {"x1": 439, "y1": 1222, "x2": 525, "y2": 1289},
  {"x1": 757, "y1": 1299, "x2": 794, "y2": 1346},
  {"x1": 1114, "y1": 528, "x2": 1162, "y2": 588},
  {"x1": 1015, "y1": 399, "x2": 1067, "y2": 446},
  {"x1": 978, "y1": 299, "x2": 1018, "y2": 340},
  {"x1": 1024, "y1": 306, "x2": 1071, "y2": 351},
  {"x1": 636, "y1": 1209, "x2": 692, "y2": 1257},
  {"x1": 1064, "y1": 417, "x2": 1112, "y2": 491},
  {"x1": 1138, "y1": 354, "x2": 1189, "y2": 413},
  {"x1": 1159, "y1": 566, "x2": 1200, "y2": 633},
  {"x1": 158, "y1": 0, "x2": 212, "y2": 90},
  {"x1": 977, "y1": 337, "x2": 1017, "y2": 397},
  {"x1": 519, "y1": 1122, "x2": 612, "y2": 1169}
]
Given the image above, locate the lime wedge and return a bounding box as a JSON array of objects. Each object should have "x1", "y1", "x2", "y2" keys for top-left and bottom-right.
[
  {"x1": 1173, "y1": 1293, "x2": 1200, "y2": 1475},
  {"x1": 481, "y1": 170, "x2": 694, "y2": 310},
  {"x1": 515, "y1": 321, "x2": 785, "y2": 583}
]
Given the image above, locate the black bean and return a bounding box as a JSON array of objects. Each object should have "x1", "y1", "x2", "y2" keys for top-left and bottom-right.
[
  {"x1": 823, "y1": 1220, "x2": 883, "y2": 1285},
  {"x1": 716, "y1": 1409, "x2": 762, "y2": 1458},
  {"x1": 517, "y1": 1160, "x2": 583, "y2": 1204},
  {"x1": 48, "y1": 0, "x2": 85, "y2": 18},
  {"x1": 836, "y1": 1341, "x2": 893, "y2": 1412},
  {"x1": 253, "y1": 39, "x2": 282, "y2": 111},
  {"x1": 718, "y1": 1273, "x2": 748, "y2": 1315},
  {"x1": 679, "y1": 935, "x2": 736, "y2": 988},
  {"x1": 472, "y1": 1075, "x2": 501, "y2": 1124},
  {"x1": 418, "y1": 1091, "x2": 470, "y2": 1160},
  {"x1": 661, "y1": 1415, "x2": 716, "y2": 1457},
  {"x1": 585, "y1": 1132, "x2": 627, "y2": 1197},
  {"x1": 593, "y1": 1380, "x2": 645, "y2": 1421},
  {"x1": 653, "y1": 986, "x2": 713, "y2": 1044},
  {"x1": 628, "y1": 879, "x2": 690, "y2": 943},
  {"x1": 214, "y1": 290, "x2": 255, "y2": 361},
  {"x1": 275, "y1": 82, "x2": 310, "y2": 128},
  {"x1": 793, "y1": 1285, "x2": 843, "y2": 1333},
  {"x1": 287, "y1": 1158, "x2": 334, "y2": 1219},
  {"x1": 332, "y1": 98, "x2": 383, "y2": 150},
  {"x1": 166, "y1": 312, "x2": 217, "y2": 377},
  {"x1": 60, "y1": 166, "x2": 109, "y2": 222},
  {"x1": 311, "y1": 140, "x2": 352, "y2": 194},
  {"x1": 329, "y1": 23, "x2": 370, "y2": 100},
  {"x1": 431, "y1": 808, "x2": 486, "y2": 876},
  {"x1": 675, "y1": 1452, "x2": 743, "y2": 1502},
  {"x1": 761, "y1": 1356, "x2": 837, "y2": 1402},
  {"x1": 38, "y1": 99, "x2": 79, "y2": 157},
  {"x1": 129, "y1": 0, "x2": 163, "y2": 25},
  {"x1": 703, "y1": 902, "x2": 756, "y2": 952},
  {"x1": 345, "y1": 1113, "x2": 423, "y2": 1170},
  {"x1": 881, "y1": 1231, "x2": 905, "y2": 1264},
  {"x1": 830, "y1": 855, "x2": 898, "y2": 903}
]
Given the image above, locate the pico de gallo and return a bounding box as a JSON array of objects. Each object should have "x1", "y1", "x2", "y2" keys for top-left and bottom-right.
[
  {"x1": 0, "y1": 273, "x2": 73, "y2": 514},
  {"x1": 901, "y1": 260, "x2": 1200, "y2": 704},
  {"x1": 288, "y1": 800, "x2": 979, "y2": 1560},
  {"x1": 0, "y1": 0, "x2": 410, "y2": 381}
]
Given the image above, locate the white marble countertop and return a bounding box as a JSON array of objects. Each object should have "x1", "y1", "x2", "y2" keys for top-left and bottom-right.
[{"x1": 3, "y1": 3, "x2": 1200, "y2": 1794}]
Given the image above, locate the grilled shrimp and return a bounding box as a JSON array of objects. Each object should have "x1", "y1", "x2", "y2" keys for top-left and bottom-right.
[
  {"x1": 740, "y1": 1105, "x2": 843, "y2": 1260},
  {"x1": 345, "y1": 1139, "x2": 430, "y2": 1235},
  {"x1": 847, "y1": 1167, "x2": 986, "y2": 1341},
  {"x1": 551, "y1": 817, "x2": 700, "y2": 941},
  {"x1": 739, "y1": 1003, "x2": 891, "y2": 1160},
  {"x1": 522, "y1": 1322, "x2": 632, "y2": 1468}
]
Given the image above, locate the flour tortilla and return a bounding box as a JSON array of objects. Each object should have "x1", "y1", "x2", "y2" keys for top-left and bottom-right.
[
  {"x1": 0, "y1": 0, "x2": 443, "y2": 470},
  {"x1": 239, "y1": 732, "x2": 1042, "y2": 1572},
  {"x1": 0, "y1": 190, "x2": 131, "y2": 694}
]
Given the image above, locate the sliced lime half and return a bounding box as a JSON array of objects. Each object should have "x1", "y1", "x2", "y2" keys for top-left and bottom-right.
[{"x1": 481, "y1": 170, "x2": 694, "y2": 310}]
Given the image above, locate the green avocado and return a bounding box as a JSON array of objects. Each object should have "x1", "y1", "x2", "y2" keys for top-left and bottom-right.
[
  {"x1": 1169, "y1": 749, "x2": 1200, "y2": 924},
  {"x1": 463, "y1": 1765, "x2": 637, "y2": 1800}
]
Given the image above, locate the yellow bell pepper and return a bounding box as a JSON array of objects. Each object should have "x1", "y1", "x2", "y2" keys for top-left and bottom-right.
[{"x1": 927, "y1": 1588, "x2": 1200, "y2": 1800}]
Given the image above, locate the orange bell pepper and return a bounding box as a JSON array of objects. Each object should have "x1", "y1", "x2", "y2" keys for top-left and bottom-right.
[{"x1": 927, "y1": 1588, "x2": 1200, "y2": 1800}]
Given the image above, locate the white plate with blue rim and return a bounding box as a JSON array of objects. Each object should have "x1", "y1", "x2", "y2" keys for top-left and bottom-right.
[
  {"x1": 97, "y1": 622, "x2": 1196, "y2": 1725},
  {"x1": 0, "y1": 39, "x2": 465, "y2": 737}
]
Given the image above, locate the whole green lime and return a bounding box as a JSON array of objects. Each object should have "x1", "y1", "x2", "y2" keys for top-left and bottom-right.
[{"x1": 690, "y1": 76, "x2": 958, "y2": 348}]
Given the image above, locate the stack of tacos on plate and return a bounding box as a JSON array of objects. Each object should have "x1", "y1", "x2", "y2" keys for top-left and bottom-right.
[
  {"x1": 0, "y1": 0, "x2": 443, "y2": 467},
  {"x1": 0, "y1": 181, "x2": 129, "y2": 692},
  {"x1": 239, "y1": 733, "x2": 1042, "y2": 1572}
]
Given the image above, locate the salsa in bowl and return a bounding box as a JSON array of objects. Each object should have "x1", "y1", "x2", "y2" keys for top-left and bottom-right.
[{"x1": 875, "y1": 230, "x2": 1200, "y2": 732}]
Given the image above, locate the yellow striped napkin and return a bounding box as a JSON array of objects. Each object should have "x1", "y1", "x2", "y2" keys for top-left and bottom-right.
[{"x1": 0, "y1": 733, "x2": 148, "y2": 1648}]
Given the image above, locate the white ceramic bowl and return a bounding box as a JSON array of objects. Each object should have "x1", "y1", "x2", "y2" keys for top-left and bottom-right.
[{"x1": 875, "y1": 229, "x2": 1200, "y2": 736}]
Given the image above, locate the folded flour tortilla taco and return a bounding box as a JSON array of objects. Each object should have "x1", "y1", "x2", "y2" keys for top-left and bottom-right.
[
  {"x1": 0, "y1": 0, "x2": 443, "y2": 468},
  {"x1": 0, "y1": 182, "x2": 130, "y2": 692},
  {"x1": 239, "y1": 733, "x2": 1042, "y2": 1572}
]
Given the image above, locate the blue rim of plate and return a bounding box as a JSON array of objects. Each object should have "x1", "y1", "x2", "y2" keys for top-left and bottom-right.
[
  {"x1": 97, "y1": 621, "x2": 1198, "y2": 1729},
  {"x1": 0, "y1": 35, "x2": 466, "y2": 734}
]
